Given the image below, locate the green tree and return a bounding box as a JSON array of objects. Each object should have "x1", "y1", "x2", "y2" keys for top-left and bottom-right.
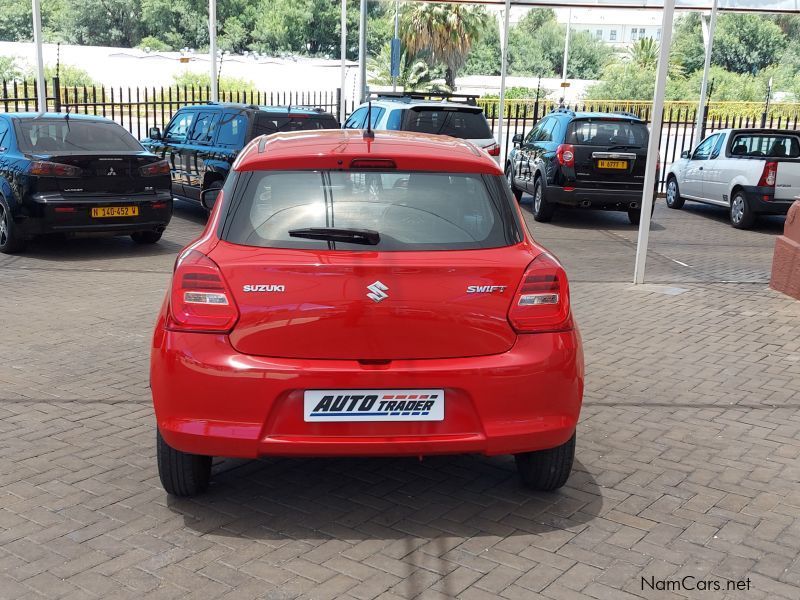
[
  {"x1": 0, "y1": 56, "x2": 22, "y2": 81},
  {"x1": 401, "y1": 3, "x2": 489, "y2": 88},
  {"x1": 627, "y1": 38, "x2": 659, "y2": 70},
  {"x1": 462, "y1": 23, "x2": 500, "y2": 76},
  {"x1": 714, "y1": 14, "x2": 786, "y2": 75},
  {"x1": 506, "y1": 10, "x2": 611, "y2": 79},
  {"x1": 137, "y1": 36, "x2": 172, "y2": 52}
]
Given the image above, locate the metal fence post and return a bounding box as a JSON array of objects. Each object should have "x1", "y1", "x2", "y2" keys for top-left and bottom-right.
[{"x1": 52, "y1": 77, "x2": 62, "y2": 113}]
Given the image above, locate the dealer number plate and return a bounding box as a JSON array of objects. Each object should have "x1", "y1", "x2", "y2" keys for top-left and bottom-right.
[
  {"x1": 91, "y1": 206, "x2": 139, "y2": 218},
  {"x1": 304, "y1": 389, "x2": 445, "y2": 422},
  {"x1": 597, "y1": 159, "x2": 628, "y2": 170}
]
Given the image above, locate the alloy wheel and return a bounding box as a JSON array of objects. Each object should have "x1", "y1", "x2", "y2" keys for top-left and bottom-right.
[
  {"x1": 732, "y1": 196, "x2": 745, "y2": 224},
  {"x1": 534, "y1": 186, "x2": 542, "y2": 213},
  {"x1": 0, "y1": 205, "x2": 7, "y2": 247},
  {"x1": 666, "y1": 181, "x2": 676, "y2": 206}
]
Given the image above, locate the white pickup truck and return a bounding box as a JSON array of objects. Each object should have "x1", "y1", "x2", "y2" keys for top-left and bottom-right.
[{"x1": 665, "y1": 128, "x2": 800, "y2": 229}]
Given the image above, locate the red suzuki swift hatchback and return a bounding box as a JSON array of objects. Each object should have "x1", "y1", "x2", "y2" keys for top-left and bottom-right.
[{"x1": 151, "y1": 129, "x2": 584, "y2": 496}]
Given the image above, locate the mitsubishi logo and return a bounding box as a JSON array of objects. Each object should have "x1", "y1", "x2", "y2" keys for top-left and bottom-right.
[
  {"x1": 367, "y1": 281, "x2": 388, "y2": 303},
  {"x1": 107, "y1": 167, "x2": 117, "y2": 176}
]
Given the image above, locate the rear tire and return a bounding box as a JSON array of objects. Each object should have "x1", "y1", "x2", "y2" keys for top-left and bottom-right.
[
  {"x1": 157, "y1": 430, "x2": 212, "y2": 497},
  {"x1": 730, "y1": 190, "x2": 756, "y2": 229},
  {"x1": 665, "y1": 177, "x2": 685, "y2": 209},
  {"x1": 532, "y1": 177, "x2": 555, "y2": 223},
  {"x1": 515, "y1": 433, "x2": 575, "y2": 491},
  {"x1": 0, "y1": 198, "x2": 26, "y2": 254},
  {"x1": 131, "y1": 230, "x2": 163, "y2": 244},
  {"x1": 628, "y1": 208, "x2": 641, "y2": 225},
  {"x1": 505, "y1": 164, "x2": 522, "y2": 202}
]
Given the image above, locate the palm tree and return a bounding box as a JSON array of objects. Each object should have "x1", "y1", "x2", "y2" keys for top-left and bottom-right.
[
  {"x1": 368, "y1": 43, "x2": 436, "y2": 91},
  {"x1": 401, "y1": 3, "x2": 489, "y2": 89},
  {"x1": 627, "y1": 37, "x2": 659, "y2": 70}
]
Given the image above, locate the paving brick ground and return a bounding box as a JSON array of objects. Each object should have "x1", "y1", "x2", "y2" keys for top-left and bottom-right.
[{"x1": 1, "y1": 197, "x2": 799, "y2": 599}]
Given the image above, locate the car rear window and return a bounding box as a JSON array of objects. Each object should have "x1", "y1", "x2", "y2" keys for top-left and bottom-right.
[
  {"x1": 15, "y1": 119, "x2": 142, "y2": 153},
  {"x1": 253, "y1": 115, "x2": 338, "y2": 137},
  {"x1": 402, "y1": 108, "x2": 492, "y2": 139},
  {"x1": 566, "y1": 119, "x2": 648, "y2": 147},
  {"x1": 730, "y1": 133, "x2": 800, "y2": 158},
  {"x1": 224, "y1": 170, "x2": 516, "y2": 251}
]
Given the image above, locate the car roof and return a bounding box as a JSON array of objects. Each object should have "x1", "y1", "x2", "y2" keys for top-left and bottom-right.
[
  {"x1": 365, "y1": 99, "x2": 481, "y2": 111},
  {"x1": 176, "y1": 103, "x2": 331, "y2": 116},
  {"x1": 3, "y1": 112, "x2": 121, "y2": 122},
  {"x1": 235, "y1": 129, "x2": 502, "y2": 175},
  {"x1": 550, "y1": 110, "x2": 646, "y2": 122}
]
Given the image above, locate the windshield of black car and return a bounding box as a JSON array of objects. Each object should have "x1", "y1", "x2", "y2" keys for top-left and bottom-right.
[
  {"x1": 402, "y1": 108, "x2": 492, "y2": 139},
  {"x1": 224, "y1": 170, "x2": 515, "y2": 251},
  {"x1": 566, "y1": 119, "x2": 649, "y2": 147},
  {"x1": 15, "y1": 119, "x2": 142, "y2": 153},
  {"x1": 253, "y1": 115, "x2": 338, "y2": 136}
]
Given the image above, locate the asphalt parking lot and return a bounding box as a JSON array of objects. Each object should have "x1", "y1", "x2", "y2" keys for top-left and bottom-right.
[{"x1": 1, "y1": 198, "x2": 799, "y2": 600}]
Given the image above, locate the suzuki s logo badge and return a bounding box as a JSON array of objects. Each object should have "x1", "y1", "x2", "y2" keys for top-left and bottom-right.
[
  {"x1": 107, "y1": 167, "x2": 117, "y2": 176},
  {"x1": 367, "y1": 281, "x2": 388, "y2": 303}
]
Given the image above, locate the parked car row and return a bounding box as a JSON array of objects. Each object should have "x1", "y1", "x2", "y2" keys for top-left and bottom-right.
[{"x1": 1, "y1": 99, "x2": 794, "y2": 255}]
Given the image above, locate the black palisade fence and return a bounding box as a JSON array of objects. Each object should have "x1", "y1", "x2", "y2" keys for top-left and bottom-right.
[{"x1": 4, "y1": 78, "x2": 800, "y2": 193}]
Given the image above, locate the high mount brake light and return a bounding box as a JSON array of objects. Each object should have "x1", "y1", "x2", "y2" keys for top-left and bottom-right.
[
  {"x1": 556, "y1": 144, "x2": 575, "y2": 168},
  {"x1": 350, "y1": 158, "x2": 396, "y2": 169},
  {"x1": 140, "y1": 160, "x2": 170, "y2": 176},
  {"x1": 167, "y1": 250, "x2": 239, "y2": 333},
  {"x1": 758, "y1": 161, "x2": 778, "y2": 188},
  {"x1": 29, "y1": 161, "x2": 81, "y2": 177},
  {"x1": 508, "y1": 253, "x2": 572, "y2": 333}
]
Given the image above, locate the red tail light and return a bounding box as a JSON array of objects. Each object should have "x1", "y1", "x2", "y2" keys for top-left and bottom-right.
[
  {"x1": 556, "y1": 144, "x2": 575, "y2": 168},
  {"x1": 758, "y1": 161, "x2": 778, "y2": 187},
  {"x1": 29, "y1": 161, "x2": 81, "y2": 177},
  {"x1": 140, "y1": 160, "x2": 170, "y2": 177},
  {"x1": 508, "y1": 253, "x2": 572, "y2": 333},
  {"x1": 484, "y1": 143, "x2": 501, "y2": 156},
  {"x1": 167, "y1": 250, "x2": 239, "y2": 333}
]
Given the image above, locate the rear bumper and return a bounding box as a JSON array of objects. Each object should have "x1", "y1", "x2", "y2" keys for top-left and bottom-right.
[
  {"x1": 742, "y1": 186, "x2": 794, "y2": 215},
  {"x1": 151, "y1": 327, "x2": 584, "y2": 459},
  {"x1": 548, "y1": 185, "x2": 645, "y2": 210},
  {"x1": 18, "y1": 192, "x2": 173, "y2": 237}
]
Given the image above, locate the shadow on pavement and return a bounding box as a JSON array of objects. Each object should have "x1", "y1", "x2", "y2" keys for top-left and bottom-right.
[
  {"x1": 167, "y1": 454, "x2": 601, "y2": 546},
  {"x1": 679, "y1": 202, "x2": 786, "y2": 234},
  {"x1": 519, "y1": 195, "x2": 666, "y2": 232}
]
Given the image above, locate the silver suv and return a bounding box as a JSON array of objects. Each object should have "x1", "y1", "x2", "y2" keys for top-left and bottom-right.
[{"x1": 344, "y1": 93, "x2": 498, "y2": 157}]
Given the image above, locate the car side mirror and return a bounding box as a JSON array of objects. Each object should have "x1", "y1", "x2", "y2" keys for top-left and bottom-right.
[
  {"x1": 681, "y1": 150, "x2": 691, "y2": 159},
  {"x1": 512, "y1": 133, "x2": 523, "y2": 146},
  {"x1": 200, "y1": 187, "x2": 221, "y2": 211},
  {"x1": 149, "y1": 127, "x2": 162, "y2": 140}
]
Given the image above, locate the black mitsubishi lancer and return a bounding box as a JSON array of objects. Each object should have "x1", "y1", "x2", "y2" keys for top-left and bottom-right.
[{"x1": 0, "y1": 113, "x2": 172, "y2": 253}]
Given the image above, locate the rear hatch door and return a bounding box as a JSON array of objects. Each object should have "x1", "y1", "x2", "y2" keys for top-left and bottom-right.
[
  {"x1": 775, "y1": 161, "x2": 800, "y2": 200},
  {"x1": 213, "y1": 168, "x2": 530, "y2": 360},
  {"x1": 215, "y1": 244, "x2": 534, "y2": 360},
  {"x1": 568, "y1": 117, "x2": 649, "y2": 189}
]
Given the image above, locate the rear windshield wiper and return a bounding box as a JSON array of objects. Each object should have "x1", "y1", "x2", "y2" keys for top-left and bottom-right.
[{"x1": 288, "y1": 227, "x2": 380, "y2": 245}]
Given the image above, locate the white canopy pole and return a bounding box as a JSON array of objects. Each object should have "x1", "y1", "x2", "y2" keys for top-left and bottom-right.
[
  {"x1": 562, "y1": 7, "x2": 572, "y2": 87},
  {"x1": 358, "y1": 0, "x2": 368, "y2": 102},
  {"x1": 340, "y1": 0, "x2": 347, "y2": 123},
  {"x1": 32, "y1": 0, "x2": 46, "y2": 113},
  {"x1": 209, "y1": 0, "x2": 218, "y2": 102},
  {"x1": 694, "y1": 0, "x2": 718, "y2": 147},
  {"x1": 497, "y1": 0, "x2": 511, "y2": 164},
  {"x1": 633, "y1": 0, "x2": 675, "y2": 284}
]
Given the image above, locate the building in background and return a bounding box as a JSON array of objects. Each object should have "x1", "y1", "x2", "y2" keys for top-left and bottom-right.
[{"x1": 555, "y1": 8, "x2": 663, "y2": 48}]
